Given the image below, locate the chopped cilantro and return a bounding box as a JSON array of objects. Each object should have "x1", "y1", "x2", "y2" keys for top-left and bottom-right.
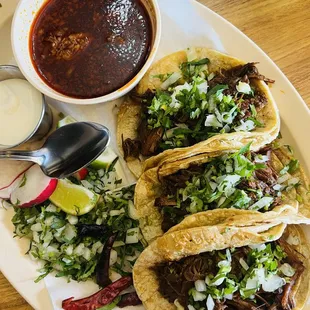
[
  {"x1": 142, "y1": 58, "x2": 264, "y2": 153},
  {"x1": 158, "y1": 147, "x2": 282, "y2": 228},
  {"x1": 187, "y1": 242, "x2": 290, "y2": 307}
]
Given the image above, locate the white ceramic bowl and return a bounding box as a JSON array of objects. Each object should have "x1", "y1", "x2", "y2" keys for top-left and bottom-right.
[{"x1": 11, "y1": 0, "x2": 161, "y2": 105}]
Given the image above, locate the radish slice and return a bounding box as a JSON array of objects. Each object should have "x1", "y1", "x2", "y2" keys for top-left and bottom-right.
[
  {"x1": 0, "y1": 162, "x2": 32, "y2": 190},
  {"x1": 10, "y1": 165, "x2": 58, "y2": 208},
  {"x1": 0, "y1": 165, "x2": 32, "y2": 199},
  {"x1": 0, "y1": 173, "x2": 24, "y2": 199}
]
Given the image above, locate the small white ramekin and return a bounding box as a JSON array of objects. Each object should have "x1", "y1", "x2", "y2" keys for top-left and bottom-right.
[
  {"x1": 11, "y1": 0, "x2": 161, "y2": 105},
  {"x1": 0, "y1": 65, "x2": 53, "y2": 150}
]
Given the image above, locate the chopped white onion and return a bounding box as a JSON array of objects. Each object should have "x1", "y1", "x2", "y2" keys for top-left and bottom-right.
[
  {"x1": 262, "y1": 274, "x2": 286, "y2": 292},
  {"x1": 160, "y1": 72, "x2": 182, "y2": 90},
  {"x1": 205, "y1": 115, "x2": 222, "y2": 128},
  {"x1": 125, "y1": 254, "x2": 138, "y2": 262},
  {"x1": 224, "y1": 294, "x2": 233, "y2": 300},
  {"x1": 273, "y1": 184, "x2": 282, "y2": 191},
  {"x1": 223, "y1": 124, "x2": 231, "y2": 133},
  {"x1": 236, "y1": 81, "x2": 252, "y2": 94},
  {"x1": 113, "y1": 240, "x2": 125, "y2": 247},
  {"x1": 67, "y1": 215, "x2": 78, "y2": 225},
  {"x1": 31, "y1": 223, "x2": 43, "y2": 232},
  {"x1": 187, "y1": 305, "x2": 195, "y2": 310},
  {"x1": 279, "y1": 263, "x2": 295, "y2": 277},
  {"x1": 174, "y1": 299, "x2": 185, "y2": 310},
  {"x1": 96, "y1": 218, "x2": 103, "y2": 225},
  {"x1": 256, "y1": 267, "x2": 266, "y2": 284},
  {"x1": 46, "y1": 204, "x2": 57, "y2": 212},
  {"x1": 246, "y1": 277, "x2": 258, "y2": 290},
  {"x1": 234, "y1": 120, "x2": 255, "y2": 132},
  {"x1": 249, "y1": 197, "x2": 273, "y2": 210},
  {"x1": 81, "y1": 180, "x2": 93, "y2": 189},
  {"x1": 206, "y1": 294, "x2": 215, "y2": 310},
  {"x1": 195, "y1": 279, "x2": 207, "y2": 292},
  {"x1": 186, "y1": 47, "x2": 198, "y2": 61},
  {"x1": 278, "y1": 174, "x2": 290, "y2": 184},
  {"x1": 125, "y1": 227, "x2": 140, "y2": 244},
  {"x1": 82, "y1": 247, "x2": 91, "y2": 261},
  {"x1": 44, "y1": 216, "x2": 54, "y2": 227},
  {"x1": 225, "y1": 161, "x2": 233, "y2": 173},
  {"x1": 218, "y1": 260, "x2": 230, "y2": 268},
  {"x1": 209, "y1": 181, "x2": 217, "y2": 191},
  {"x1": 65, "y1": 244, "x2": 74, "y2": 256},
  {"x1": 197, "y1": 81, "x2": 209, "y2": 94},
  {"x1": 217, "y1": 174, "x2": 241, "y2": 197},
  {"x1": 239, "y1": 258, "x2": 249, "y2": 270},
  {"x1": 128, "y1": 200, "x2": 138, "y2": 220},
  {"x1": 109, "y1": 270, "x2": 122, "y2": 282},
  {"x1": 91, "y1": 241, "x2": 103, "y2": 254},
  {"x1": 217, "y1": 196, "x2": 226, "y2": 207},
  {"x1": 286, "y1": 234, "x2": 300, "y2": 245},
  {"x1": 109, "y1": 249, "x2": 118, "y2": 265},
  {"x1": 63, "y1": 224, "x2": 77, "y2": 242},
  {"x1": 211, "y1": 275, "x2": 225, "y2": 286},
  {"x1": 226, "y1": 249, "x2": 232, "y2": 262},
  {"x1": 192, "y1": 289, "x2": 206, "y2": 301},
  {"x1": 109, "y1": 208, "x2": 125, "y2": 217},
  {"x1": 73, "y1": 243, "x2": 85, "y2": 256}
]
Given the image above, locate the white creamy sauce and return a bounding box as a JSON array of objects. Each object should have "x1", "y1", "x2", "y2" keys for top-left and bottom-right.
[{"x1": 0, "y1": 79, "x2": 43, "y2": 146}]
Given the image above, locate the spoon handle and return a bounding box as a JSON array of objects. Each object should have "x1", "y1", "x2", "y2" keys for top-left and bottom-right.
[{"x1": 0, "y1": 150, "x2": 43, "y2": 165}]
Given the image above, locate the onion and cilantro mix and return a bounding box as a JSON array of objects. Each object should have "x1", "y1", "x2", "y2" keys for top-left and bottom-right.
[
  {"x1": 156, "y1": 144, "x2": 301, "y2": 232},
  {"x1": 12, "y1": 165, "x2": 144, "y2": 283},
  {"x1": 155, "y1": 240, "x2": 304, "y2": 310},
  {"x1": 138, "y1": 57, "x2": 269, "y2": 154}
]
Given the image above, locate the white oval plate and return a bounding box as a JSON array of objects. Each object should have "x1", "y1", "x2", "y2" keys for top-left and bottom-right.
[{"x1": 1, "y1": 0, "x2": 309, "y2": 309}]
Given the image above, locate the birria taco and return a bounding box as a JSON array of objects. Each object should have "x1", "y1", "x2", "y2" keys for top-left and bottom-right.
[
  {"x1": 135, "y1": 142, "x2": 310, "y2": 243},
  {"x1": 117, "y1": 47, "x2": 280, "y2": 177},
  {"x1": 133, "y1": 216, "x2": 310, "y2": 310}
]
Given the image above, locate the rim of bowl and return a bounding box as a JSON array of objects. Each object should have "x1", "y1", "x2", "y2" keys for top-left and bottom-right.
[
  {"x1": 11, "y1": 0, "x2": 162, "y2": 105},
  {"x1": 0, "y1": 64, "x2": 47, "y2": 150}
]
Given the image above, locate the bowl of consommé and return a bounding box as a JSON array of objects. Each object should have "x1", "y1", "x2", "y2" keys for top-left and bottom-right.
[{"x1": 11, "y1": 0, "x2": 161, "y2": 104}]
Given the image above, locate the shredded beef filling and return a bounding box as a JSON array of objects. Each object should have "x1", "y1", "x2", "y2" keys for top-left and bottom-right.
[
  {"x1": 156, "y1": 147, "x2": 281, "y2": 232},
  {"x1": 153, "y1": 241, "x2": 304, "y2": 310},
  {"x1": 122, "y1": 63, "x2": 274, "y2": 159},
  {"x1": 209, "y1": 62, "x2": 274, "y2": 89},
  {"x1": 138, "y1": 121, "x2": 164, "y2": 156},
  {"x1": 122, "y1": 136, "x2": 141, "y2": 161}
]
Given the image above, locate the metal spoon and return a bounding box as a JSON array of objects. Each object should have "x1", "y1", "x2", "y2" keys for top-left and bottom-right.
[{"x1": 0, "y1": 122, "x2": 110, "y2": 178}]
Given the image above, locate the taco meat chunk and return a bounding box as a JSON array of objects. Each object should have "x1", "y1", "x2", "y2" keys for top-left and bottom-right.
[
  {"x1": 153, "y1": 239, "x2": 304, "y2": 310},
  {"x1": 122, "y1": 137, "x2": 141, "y2": 160},
  {"x1": 208, "y1": 62, "x2": 274, "y2": 91}
]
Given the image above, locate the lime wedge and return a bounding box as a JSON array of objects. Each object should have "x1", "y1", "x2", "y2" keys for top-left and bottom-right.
[
  {"x1": 57, "y1": 115, "x2": 77, "y2": 128},
  {"x1": 90, "y1": 147, "x2": 118, "y2": 170},
  {"x1": 49, "y1": 179, "x2": 99, "y2": 215}
]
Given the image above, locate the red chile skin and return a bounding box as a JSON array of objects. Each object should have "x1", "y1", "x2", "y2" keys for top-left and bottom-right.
[
  {"x1": 30, "y1": 0, "x2": 152, "y2": 99},
  {"x1": 62, "y1": 276, "x2": 133, "y2": 310}
]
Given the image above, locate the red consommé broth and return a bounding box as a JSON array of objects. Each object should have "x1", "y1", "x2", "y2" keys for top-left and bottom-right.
[{"x1": 30, "y1": 0, "x2": 152, "y2": 99}]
